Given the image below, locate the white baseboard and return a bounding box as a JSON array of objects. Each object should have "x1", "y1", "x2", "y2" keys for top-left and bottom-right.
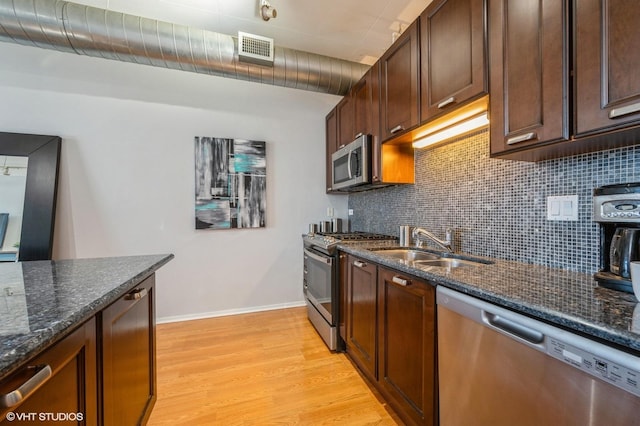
[{"x1": 156, "y1": 300, "x2": 307, "y2": 324}]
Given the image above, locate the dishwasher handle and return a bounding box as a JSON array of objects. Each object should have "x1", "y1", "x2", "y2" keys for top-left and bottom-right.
[{"x1": 482, "y1": 311, "x2": 544, "y2": 345}]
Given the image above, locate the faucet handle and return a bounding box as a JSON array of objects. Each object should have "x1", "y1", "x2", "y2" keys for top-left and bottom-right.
[{"x1": 445, "y1": 228, "x2": 454, "y2": 251}]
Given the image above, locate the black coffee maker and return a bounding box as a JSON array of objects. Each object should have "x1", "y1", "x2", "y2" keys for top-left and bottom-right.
[{"x1": 593, "y1": 183, "x2": 640, "y2": 293}]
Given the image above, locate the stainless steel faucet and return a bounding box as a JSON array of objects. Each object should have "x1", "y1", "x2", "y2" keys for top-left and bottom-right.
[{"x1": 412, "y1": 227, "x2": 454, "y2": 252}]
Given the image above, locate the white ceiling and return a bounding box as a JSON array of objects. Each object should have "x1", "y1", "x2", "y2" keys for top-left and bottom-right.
[{"x1": 71, "y1": 0, "x2": 431, "y2": 65}]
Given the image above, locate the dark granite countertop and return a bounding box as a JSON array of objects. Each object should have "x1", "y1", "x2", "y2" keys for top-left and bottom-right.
[
  {"x1": 338, "y1": 241, "x2": 640, "y2": 354},
  {"x1": 0, "y1": 254, "x2": 174, "y2": 378}
]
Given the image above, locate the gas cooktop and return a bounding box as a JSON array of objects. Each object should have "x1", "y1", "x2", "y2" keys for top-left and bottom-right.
[{"x1": 303, "y1": 231, "x2": 397, "y2": 252}]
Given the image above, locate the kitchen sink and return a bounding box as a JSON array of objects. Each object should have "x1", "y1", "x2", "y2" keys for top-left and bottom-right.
[
  {"x1": 415, "y1": 258, "x2": 481, "y2": 268},
  {"x1": 370, "y1": 249, "x2": 441, "y2": 262},
  {"x1": 371, "y1": 248, "x2": 493, "y2": 269}
]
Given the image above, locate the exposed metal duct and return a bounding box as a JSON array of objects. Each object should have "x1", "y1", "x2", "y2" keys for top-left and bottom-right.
[{"x1": 0, "y1": 0, "x2": 369, "y2": 95}]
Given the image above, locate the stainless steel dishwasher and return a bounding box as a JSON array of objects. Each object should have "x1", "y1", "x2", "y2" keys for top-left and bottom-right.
[{"x1": 437, "y1": 286, "x2": 640, "y2": 425}]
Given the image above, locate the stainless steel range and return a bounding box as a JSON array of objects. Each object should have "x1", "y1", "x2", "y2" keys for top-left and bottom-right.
[{"x1": 302, "y1": 231, "x2": 396, "y2": 351}]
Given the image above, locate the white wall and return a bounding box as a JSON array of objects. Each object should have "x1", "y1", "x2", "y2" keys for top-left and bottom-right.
[{"x1": 0, "y1": 42, "x2": 348, "y2": 322}]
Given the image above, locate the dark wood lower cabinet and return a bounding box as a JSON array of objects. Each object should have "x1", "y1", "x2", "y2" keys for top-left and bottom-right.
[
  {"x1": 342, "y1": 253, "x2": 438, "y2": 426},
  {"x1": 378, "y1": 267, "x2": 437, "y2": 426},
  {"x1": 345, "y1": 255, "x2": 378, "y2": 382},
  {"x1": 0, "y1": 274, "x2": 158, "y2": 426},
  {"x1": 0, "y1": 318, "x2": 97, "y2": 425},
  {"x1": 101, "y1": 275, "x2": 156, "y2": 425}
]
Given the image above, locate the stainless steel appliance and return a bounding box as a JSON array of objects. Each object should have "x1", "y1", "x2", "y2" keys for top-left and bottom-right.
[
  {"x1": 302, "y1": 231, "x2": 396, "y2": 351},
  {"x1": 594, "y1": 182, "x2": 640, "y2": 292},
  {"x1": 331, "y1": 134, "x2": 371, "y2": 191},
  {"x1": 437, "y1": 286, "x2": 640, "y2": 425}
]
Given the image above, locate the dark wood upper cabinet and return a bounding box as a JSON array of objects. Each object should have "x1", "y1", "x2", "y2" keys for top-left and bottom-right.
[
  {"x1": 325, "y1": 107, "x2": 338, "y2": 193},
  {"x1": 353, "y1": 64, "x2": 380, "y2": 141},
  {"x1": 489, "y1": 0, "x2": 569, "y2": 156},
  {"x1": 380, "y1": 20, "x2": 420, "y2": 142},
  {"x1": 490, "y1": 0, "x2": 640, "y2": 161},
  {"x1": 353, "y1": 63, "x2": 384, "y2": 183},
  {"x1": 420, "y1": 0, "x2": 487, "y2": 122},
  {"x1": 575, "y1": 0, "x2": 640, "y2": 136},
  {"x1": 336, "y1": 95, "x2": 355, "y2": 148}
]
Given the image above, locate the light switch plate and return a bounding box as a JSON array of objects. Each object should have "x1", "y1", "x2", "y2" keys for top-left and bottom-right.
[{"x1": 547, "y1": 195, "x2": 578, "y2": 221}]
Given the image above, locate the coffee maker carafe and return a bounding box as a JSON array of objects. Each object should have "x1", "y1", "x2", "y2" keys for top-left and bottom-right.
[{"x1": 593, "y1": 183, "x2": 640, "y2": 293}]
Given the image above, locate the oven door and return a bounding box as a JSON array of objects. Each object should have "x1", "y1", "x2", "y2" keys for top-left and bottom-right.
[{"x1": 303, "y1": 247, "x2": 334, "y2": 324}]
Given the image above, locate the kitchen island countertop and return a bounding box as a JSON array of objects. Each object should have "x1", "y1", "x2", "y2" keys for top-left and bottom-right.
[
  {"x1": 0, "y1": 254, "x2": 173, "y2": 378},
  {"x1": 338, "y1": 242, "x2": 640, "y2": 354}
]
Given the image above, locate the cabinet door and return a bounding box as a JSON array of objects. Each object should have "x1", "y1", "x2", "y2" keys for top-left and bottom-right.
[
  {"x1": 338, "y1": 251, "x2": 348, "y2": 351},
  {"x1": 378, "y1": 268, "x2": 437, "y2": 426},
  {"x1": 345, "y1": 255, "x2": 378, "y2": 381},
  {"x1": 0, "y1": 319, "x2": 97, "y2": 425},
  {"x1": 336, "y1": 95, "x2": 355, "y2": 148},
  {"x1": 575, "y1": 0, "x2": 640, "y2": 136},
  {"x1": 353, "y1": 64, "x2": 380, "y2": 139},
  {"x1": 353, "y1": 63, "x2": 384, "y2": 183},
  {"x1": 380, "y1": 20, "x2": 420, "y2": 141},
  {"x1": 325, "y1": 107, "x2": 338, "y2": 193},
  {"x1": 101, "y1": 275, "x2": 156, "y2": 425},
  {"x1": 489, "y1": 0, "x2": 569, "y2": 155},
  {"x1": 420, "y1": 0, "x2": 487, "y2": 121}
]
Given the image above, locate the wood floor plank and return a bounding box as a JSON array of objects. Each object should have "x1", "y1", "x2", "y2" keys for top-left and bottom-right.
[{"x1": 147, "y1": 307, "x2": 402, "y2": 425}]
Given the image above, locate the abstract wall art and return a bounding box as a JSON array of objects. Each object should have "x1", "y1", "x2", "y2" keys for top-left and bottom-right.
[{"x1": 195, "y1": 137, "x2": 266, "y2": 230}]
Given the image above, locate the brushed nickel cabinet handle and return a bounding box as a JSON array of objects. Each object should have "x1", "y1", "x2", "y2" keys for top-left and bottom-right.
[
  {"x1": 609, "y1": 102, "x2": 640, "y2": 119},
  {"x1": 390, "y1": 125, "x2": 405, "y2": 134},
  {"x1": 506, "y1": 132, "x2": 537, "y2": 145},
  {"x1": 125, "y1": 287, "x2": 148, "y2": 301},
  {"x1": 437, "y1": 96, "x2": 456, "y2": 109},
  {"x1": 354, "y1": 132, "x2": 364, "y2": 139},
  {"x1": 353, "y1": 260, "x2": 367, "y2": 268},
  {"x1": 392, "y1": 276, "x2": 411, "y2": 286},
  {"x1": 0, "y1": 364, "x2": 52, "y2": 408}
]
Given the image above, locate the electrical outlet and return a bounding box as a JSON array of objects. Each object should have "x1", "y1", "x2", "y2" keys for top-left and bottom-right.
[
  {"x1": 547, "y1": 195, "x2": 578, "y2": 221},
  {"x1": 348, "y1": 209, "x2": 354, "y2": 216}
]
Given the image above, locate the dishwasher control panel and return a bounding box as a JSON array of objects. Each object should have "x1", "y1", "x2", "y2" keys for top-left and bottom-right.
[{"x1": 548, "y1": 338, "x2": 640, "y2": 397}]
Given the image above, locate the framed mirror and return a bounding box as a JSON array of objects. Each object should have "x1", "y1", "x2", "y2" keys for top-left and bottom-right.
[{"x1": 0, "y1": 132, "x2": 61, "y2": 261}]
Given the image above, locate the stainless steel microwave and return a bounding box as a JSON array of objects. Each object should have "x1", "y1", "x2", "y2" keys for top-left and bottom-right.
[{"x1": 331, "y1": 134, "x2": 371, "y2": 191}]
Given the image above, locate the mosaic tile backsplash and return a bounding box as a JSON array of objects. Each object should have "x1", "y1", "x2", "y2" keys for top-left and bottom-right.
[{"x1": 348, "y1": 129, "x2": 640, "y2": 273}]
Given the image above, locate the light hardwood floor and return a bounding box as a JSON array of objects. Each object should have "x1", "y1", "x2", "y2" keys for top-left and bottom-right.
[{"x1": 147, "y1": 307, "x2": 402, "y2": 425}]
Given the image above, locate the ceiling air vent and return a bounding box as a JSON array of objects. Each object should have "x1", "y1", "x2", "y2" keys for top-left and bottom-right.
[{"x1": 238, "y1": 32, "x2": 274, "y2": 66}]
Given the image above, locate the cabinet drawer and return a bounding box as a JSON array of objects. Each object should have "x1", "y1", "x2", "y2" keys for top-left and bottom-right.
[{"x1": 0, "y1": 318, "x2": 97, "y2": 425}]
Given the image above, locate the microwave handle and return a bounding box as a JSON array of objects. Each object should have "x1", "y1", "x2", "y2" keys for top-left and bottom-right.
[{"x1": 347, "y1": 149, "x2": 353, "y2": 179}]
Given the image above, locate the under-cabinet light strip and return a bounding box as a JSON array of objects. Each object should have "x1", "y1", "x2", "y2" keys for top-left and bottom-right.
[{"x1": 412, "y1": 113, "x2": 489, "y2": 149}]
